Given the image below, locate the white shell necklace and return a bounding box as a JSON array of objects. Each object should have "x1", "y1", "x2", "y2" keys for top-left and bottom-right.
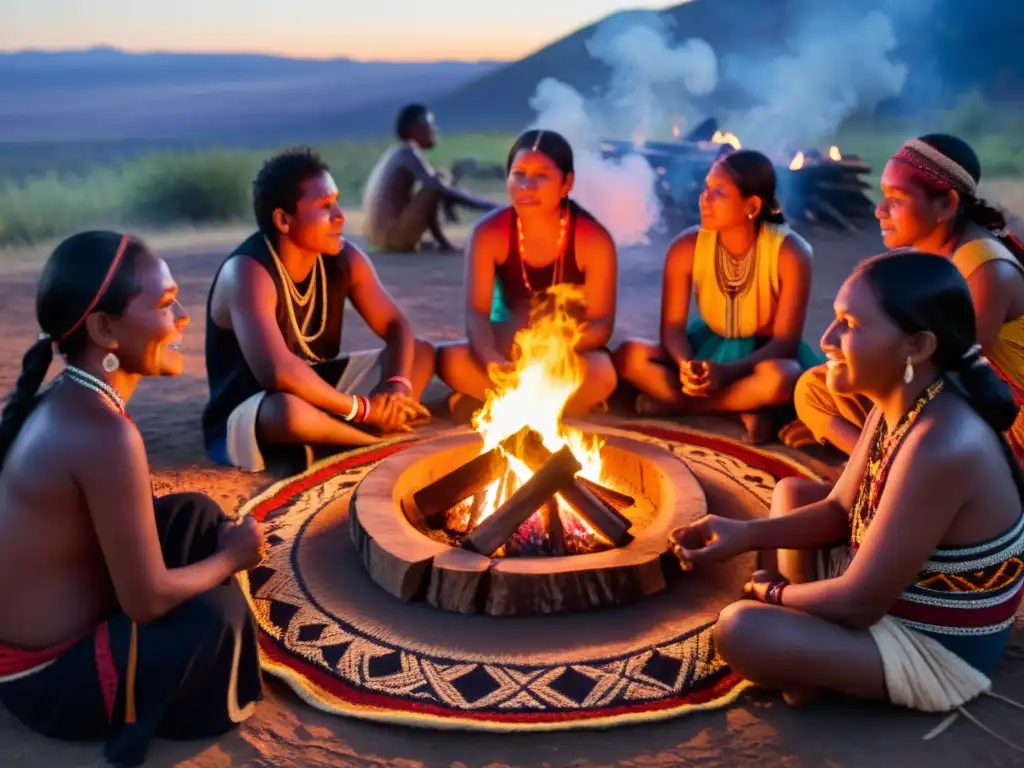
[{"x1": 64, "y1": 364, "x2": 126, "y2": 416}]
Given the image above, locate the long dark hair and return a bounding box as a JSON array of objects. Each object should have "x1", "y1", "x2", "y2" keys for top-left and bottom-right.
[
  {"x1": 716, "y1": 149, "x2": 786, "y2": 225},
  {"x1": 506, "y1": 129, "x2": 595, "y2": 222},
  {"x1": 0, "y1": 231, "x2": 145, "y2": 469},
  {"x1": 856, "y1": 249, "x2": 1024, "y2": 498},
  {"x1": 914, "y1": 134, "x2": 1024, "y2": 261}
]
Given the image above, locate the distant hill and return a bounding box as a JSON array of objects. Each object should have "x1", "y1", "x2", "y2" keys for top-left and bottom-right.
[
  {"x1": 353, "y1": 0, "x2": 1024, "y2": 135},
  {"x1": 0, "y1": 48, "x2": 501, "y2": 143},
  {"x1": 3, "y1": 0, "x2": 1023, "y2": 152}
]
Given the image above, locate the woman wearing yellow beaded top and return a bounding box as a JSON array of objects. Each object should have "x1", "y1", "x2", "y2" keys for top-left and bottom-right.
[
  {"x1": 436, "y1": 129, "x2": 619, "y2": 418},
  {"x1": 614, "y1": 149, "x2": 820, "y2": 443}
]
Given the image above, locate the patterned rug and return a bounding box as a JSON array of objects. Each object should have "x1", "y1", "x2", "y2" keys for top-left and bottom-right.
[{"x1": 239, "y1": 419, "x2": 822, "y2": 730}]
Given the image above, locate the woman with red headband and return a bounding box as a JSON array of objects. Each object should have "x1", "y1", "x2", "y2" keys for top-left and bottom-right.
[
  {"x1": 784, "y1": 134, "x2": 1024, "y2": 461},
  {"x1": 0, "y1": 232, "x2": 265, "y2": 766}
]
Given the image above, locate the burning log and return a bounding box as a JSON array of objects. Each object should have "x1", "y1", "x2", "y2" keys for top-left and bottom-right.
[
  {"x1": 462, "y1": 445, "x2": 581, "y2": 557},
  {"x1": 542, "y1": 499, "x2": 565, "y2": 556},
  {"x1": 506, "y1": 430, "x2": 634, "y2": 546},
  {"x1": 412, "y1": 446, "x2": 509, "y2": 528}
]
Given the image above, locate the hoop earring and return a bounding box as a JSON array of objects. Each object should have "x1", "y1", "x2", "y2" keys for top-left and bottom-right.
[
  {"x1": 102, "y1": 352, "x2": 120, "y2": 373},
  {"x1": 903, "y1": 356, "x2": 914, "y2": 385}
]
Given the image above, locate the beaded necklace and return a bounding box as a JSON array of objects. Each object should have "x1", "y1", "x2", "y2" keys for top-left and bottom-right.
[
  {"x1": 262, "y1": 235, "x2": 328, "y2": 362},
  {"x1": 515, "y1": 207, "x2": 568, "y2": 294},
  {"x1": 63, "y1": 364, "x2": 127, "y2": 417},
  {"x1": 849, "y1": 377, "x2": 945, "y2": 547}
]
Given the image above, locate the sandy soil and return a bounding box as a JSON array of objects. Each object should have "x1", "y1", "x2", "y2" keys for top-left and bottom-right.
[{"x1": 1, "y1": 218, "x2": 1023, "y2": 767}]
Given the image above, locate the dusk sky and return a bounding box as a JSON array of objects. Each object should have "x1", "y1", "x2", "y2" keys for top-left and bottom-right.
[{"x1": 4, "y1": 1, "x2": 680, "y2": 61}]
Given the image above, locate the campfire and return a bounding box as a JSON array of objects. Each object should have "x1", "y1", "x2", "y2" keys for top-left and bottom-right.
[
  {"x1": 783, "y1": 144, "x2": 875, "y2": 231},
  {"x1": 409, "y1": 286, "x2": 635, "y2": 558},
  {"x1": 349, "y1": 285, "x2": 706, "y2": 615},
  {"x1": 591, "y1": 118, "x2": 877, "y2": 234}
]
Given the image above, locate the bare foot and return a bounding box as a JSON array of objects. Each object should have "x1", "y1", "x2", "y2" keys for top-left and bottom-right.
[
  {"x1": 781, "y1": 687, "x2": 822, "y2": 707},
  {"x1": 447, "y1": 392, "x2": 481, "y2": 424},
  {"x1": 635, "y1": 393, "x2": 675, "y2": 416},
  {"x1": 740, "y1": 412, "x2": 774, "y2": 445},
  {"x1": 778, "y1": 418, "x2": 818, "y2": 449}
]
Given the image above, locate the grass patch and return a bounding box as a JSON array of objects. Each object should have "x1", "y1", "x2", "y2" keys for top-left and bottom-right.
[
  {"x1": 0, "y1": 134, "x2": 513, "y2": 247},
  {"x1": 2, "y1": 97, "x2": 1023, "y2": 248}
]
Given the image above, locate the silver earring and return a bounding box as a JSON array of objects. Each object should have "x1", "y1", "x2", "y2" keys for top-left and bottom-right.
[
  {"x1": 903, "y1": 356, "x2": 914, "y2": 385},
  {"x1": 102, "y1": 352, "x2": 120, "y2": 373}
]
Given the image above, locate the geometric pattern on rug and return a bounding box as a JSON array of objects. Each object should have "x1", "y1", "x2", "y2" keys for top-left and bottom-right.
[{"x1": 238, "y1": 420, "x2": 820, "y2": 730}]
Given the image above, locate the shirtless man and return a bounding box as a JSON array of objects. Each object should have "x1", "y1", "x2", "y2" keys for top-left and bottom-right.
[
  {"x1": 362, "y1": 103, "x2": 498, "y2": 253},
  {"x1": 203, "y1": 147, "x2": 434, "y2": 472}
]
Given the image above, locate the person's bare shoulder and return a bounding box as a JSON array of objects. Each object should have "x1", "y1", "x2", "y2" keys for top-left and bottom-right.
[
  {"x1": 468, "y1": 206, "x2": 514, "y2": 255},
  {"x1": 899, "y1": 393, "x2": 996, "y2": 482},
  {"x1": 575, "y1": 215, "x2": 615, "y2": 249},
  {"x1": 665, "y1": 225, "x2": 700, "y2": 266}
]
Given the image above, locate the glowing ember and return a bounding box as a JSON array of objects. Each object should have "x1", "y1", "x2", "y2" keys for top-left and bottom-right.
[
  {"x1": 789, "y1": 151, "x2": 806, "y2": 171},
  {"x1": 829, "y1": 145, "x2": 842, "y2": 161},
  {"x1": 470, "y1": 285, "x2": 607, "y2": 550},
  {"x1": 711, "y1": 130, "x2": 742, "y2": 149}
]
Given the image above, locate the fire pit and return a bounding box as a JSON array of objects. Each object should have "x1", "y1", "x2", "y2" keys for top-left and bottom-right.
[
  {"x1": 350, "y1": 425, "x2": 704, "y2": 616},
  {"x1": 350, "y1": 286, "x2": 707, "y2": 616}
]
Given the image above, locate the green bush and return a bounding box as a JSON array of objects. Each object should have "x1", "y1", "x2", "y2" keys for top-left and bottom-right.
[
  {"x1": 126, "y1": 151, "x2": 255, "y2": 225},
  {"x1": 0, "y1": 125, "x2": 1019, "y2": 249},
  {"x1": 0, "y1": 133, "x2": 514, "y2": 247}
]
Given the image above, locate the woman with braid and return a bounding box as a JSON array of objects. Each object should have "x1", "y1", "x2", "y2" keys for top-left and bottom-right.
[
  {"x1": 0, "y1": 232, "x2": 265, "y2": 766},
  {"x1": 674, "y1": 251, "x2": 1024, "y2": 714},
  {"x1": 784, "y1": 134, "x2": 1024, "y2": 459}
]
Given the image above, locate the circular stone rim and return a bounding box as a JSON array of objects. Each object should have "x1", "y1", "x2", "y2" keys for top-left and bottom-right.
[{"x1": 349, "y1": 426, "x2": 707, "y2": 616}]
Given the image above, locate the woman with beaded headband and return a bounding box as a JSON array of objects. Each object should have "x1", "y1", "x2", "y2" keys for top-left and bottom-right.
[
  {"x1": 436, "y1": 129, "x2": 619, "y2": 417},
  {"x1": 785, "y1": 134, "x2": 1024, "y2": 459},
  {"x1": 615, "y1": 149, "x2": 820, "y2": 444},
  {"x1": 0, "y1": 231, "x2": 264, "y2": 766},
  {"x1": 672, "y1": 251, "x2": 1024, "y2": 722}
]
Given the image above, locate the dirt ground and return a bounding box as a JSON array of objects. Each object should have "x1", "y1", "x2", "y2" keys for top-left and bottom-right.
[{"x1": 1, "y1": 218, "x2": 1024, "y2": 767}]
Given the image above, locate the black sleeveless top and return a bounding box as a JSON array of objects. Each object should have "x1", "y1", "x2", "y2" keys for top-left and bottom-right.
[
  {"x1": 202, "y1": 232, "x2": 350, "y2": 449},
  {"x1": 490, "y1": 206, "x2": 586, "y2": 322}
]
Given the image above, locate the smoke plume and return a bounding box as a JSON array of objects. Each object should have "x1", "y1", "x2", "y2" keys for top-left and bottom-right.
[
  {"x1": 527, "y1": 12, "x2": 717, "y2": 246},
  {"x1": 524, "y1": 1, "x2": 929, "y2": 241},
  {"x1": 722, "y1": 7, "x2": 913, "y2": 155}
]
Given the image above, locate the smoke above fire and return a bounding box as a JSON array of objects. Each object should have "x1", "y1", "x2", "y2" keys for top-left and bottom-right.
[
  {"x1": 524, "y1": 2, "x2": 930, "y2": 237},
  {"x1": 527, "y1": 12, "x2": 716, "y2": 246},
  {"x1": 722, "y1": 6, "x2": 919, "y2": 155}
]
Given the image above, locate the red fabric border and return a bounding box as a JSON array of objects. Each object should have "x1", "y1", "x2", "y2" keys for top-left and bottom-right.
[{"x1": 247, "y1": 424, "x2": 781, "y2": 721}]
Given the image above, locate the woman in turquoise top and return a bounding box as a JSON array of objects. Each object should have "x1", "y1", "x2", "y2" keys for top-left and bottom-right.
[{"x1": 436, "y1": 129, "x2": 619, "y2": 418}]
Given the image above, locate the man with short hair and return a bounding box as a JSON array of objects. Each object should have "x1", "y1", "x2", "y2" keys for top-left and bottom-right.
[
  {"x1": 203, "y1": 146, "x2": 433, "y2": 472},
  {"x1": 362, "y1": 103, "x2": 498, "y2": 252}
]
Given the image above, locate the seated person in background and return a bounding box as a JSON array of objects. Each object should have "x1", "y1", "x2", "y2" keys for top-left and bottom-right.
[
  {"x1": 0, "y1": 231, "x2": 265, "y2": 767},
  {"x1": 786, "y1": 134, "x2": 1024, "y2": 457},
  {"x1": 614, "y1": 149, "x2": 819, "y2": 444},
  {"x1": 436, "y1": 129, "x2": 619, "y2": 418},
  {"x1": 203, "y1": 147, "x2": 433, "y2": 473},
  {"x1": 673, "y1": 251, "x2": 1024, "y2": 708},
  {"x1": 362, "y1": 104, "x2": 498, "y2": 253}
]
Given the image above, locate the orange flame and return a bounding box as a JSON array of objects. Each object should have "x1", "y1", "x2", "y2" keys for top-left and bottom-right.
[
  {"x1": 829, "y1": 145, "x2": 842, "y2": 161},
  {"x1": 711, "y1": 130, "x2": 742, "y2": 149},
  {"x1": 471, "y1": 285, "x2": 604, "y2": 533},
  {"x1": 789, "y1": 151, "x2": 805, "y2": 171},
  {"x1": 672, "y1": 123, "x2": 681, "y2": 138}
]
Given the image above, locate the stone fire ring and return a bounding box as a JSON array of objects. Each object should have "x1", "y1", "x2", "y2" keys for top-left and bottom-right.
[{"x1": 350, "y1": 428, "x2": 706, "y2": 616}]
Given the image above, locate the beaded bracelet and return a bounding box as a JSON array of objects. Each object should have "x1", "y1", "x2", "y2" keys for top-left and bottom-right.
[
  {"x1": 386, "y1": 375, "x2": 413, "y2": 392},
  {"x1": 764, "y1": 579, "x2": 787, "y2": 606},
  {"x1": 343, "y1": 395, "x2": 360, "y2": 422}
]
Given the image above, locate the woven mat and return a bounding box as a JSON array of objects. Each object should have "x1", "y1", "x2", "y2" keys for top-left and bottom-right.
[{"x1": 239, "y1": 419, "x2": 821, "y2": 730}]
